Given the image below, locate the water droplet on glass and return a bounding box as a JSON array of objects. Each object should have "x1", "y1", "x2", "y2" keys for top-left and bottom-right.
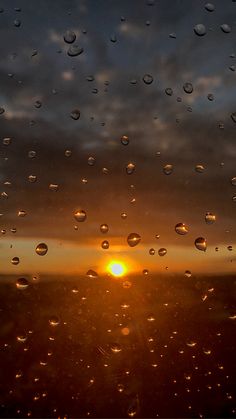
[
  {"x1": 205, "y1": 212, "x2": 216, "y2": 224},
  {"x1": 194, "y1": 24, "x2": 206, "y2": 36},
  {"x1": 195, "y1": 237, "x2": 207, "y2": 252},
  {"x1": 121, "y1": 212, "x2": 127, "y2": 219},
  {"x1": 49, "y1": 316, "x2": 60, "y2": 326},
  {"x1": 28, "y1": 174, "x2": 37, "y2": 183},
  {"x1": 88, "y1": 156, "x2": 95, "y2": 166},
  {"x1": 11, "y1": 257, "x2": 20, "y2": 265},
  {"x1": 175, "y1": 223, "x2": 189, "y2": 235},
  {"x1": 149, "y1": 248, "x2": 155, "y2": 255},
  {"x1": 143, "y1": 269, "x2": 149, "y2": 275},
  {"x1": 35, "y1": 243, "x2": 48, "y2": 256},
  {"x1": 49, "y1": 183, "x2": 58, "y2": 192},
  {"x1": 127, "y1": 233, "x2": 141, "y2": 247},
  {"x1": 163, "y1": 164, "x2": 173, "y2": 175},
  {"x1": 183, "y1": 82, "x2": 193, "y2": 94},
  {"x1": 34, "y1": 100, "x2": 42, "y2": 108},
  {"x1": 126, "y1": 163, "x2": 135, "y2": 174},
  {"x1": 158, "y1": 248, "x2": 167, "y2": 256},
  {"x1": 70, "y1": 109, "x2": 80, "y2": 120},
  {"x1": 14, "y1": 19, "x2": 21, "y2": 27},
  {"x1": 231, "y1": 176, "x2": 236, "y2": 186},
  {"x1": 184, "y1": 270, "x2": 192, "y2": 278},
  {"x1": 74, "y1": 210, "x2": 87, "y2": 222},
  {"x1": 16, "y1": 278, "x2": 29, "y2": 290},
  {"x1": 67, "y1": 45, "x2": 83, "y2": 57},
  {"x1": 101, "y1": 240, "x2": 109, "y2": 249},
  {"x1": 195, "y1": 164, "x2": 205, "y2": 173},
  {"x1": 110, "y1": 343, "x2": 122, "y2": 353},
  {"x1": 165, "y1": 87, "x2": 173, "y2": 96},
  {"x1": 110, "y1": 34, "x2": 117, "y2": 43},
  {"x1": 205, "y1": 3, "x2": 215, "y2": 11},
  {"x1": 86, "y1": 269, "x2": 98, "y2": 278},
  {"x1": 207, "y1": 93, "x2": 214, "y2": 101},
  {"x1": 142, "y1": 74, "x2": 153, "y2": 84},
  {"x1": 0, "y1": 107, "x2": 5, "y2": 115},
  {"x1": 63, "y1": 30, "x2": 76, "y2": 43},
  {"x1": 100, "y1": 224, "x2": 109, "y2": 233},
  {"x1": 231, "y1": 113, "x2": 236, "y2": 123},
  {"x1": 28, "y1": 150, "x2": 36, "y2": 158},
  {"x1": 121, "y1": 135, "x2": 129, "y2": 145},
  {"x1": 220, "y1": 24, "x2": 231, "y2": 33},
  {"x1": 227, "y1": 245, "x2": 233, "y2": 251},
  {"x1": 3, "y1": 137, "x2": 11, "y2": 145},
  {"x1": 18, "y1": 210, "x2": 27, "y2": 217}
]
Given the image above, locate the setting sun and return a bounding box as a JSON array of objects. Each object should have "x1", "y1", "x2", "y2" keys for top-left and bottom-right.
[{"x1": 107, "y1": 261, "x2": 126, "y2": 277}]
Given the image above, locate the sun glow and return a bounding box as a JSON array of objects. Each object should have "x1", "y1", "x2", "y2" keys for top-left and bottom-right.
[{"x1": 107, "y1": 261, "x2": 126, "y2": 277}]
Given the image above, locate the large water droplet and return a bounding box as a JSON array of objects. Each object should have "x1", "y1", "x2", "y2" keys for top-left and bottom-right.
[
  {"x1": 67, "y1": 45, "x2": 83, "y2": 57},
  {"x1": 74, "y1": 210, "x2": 87, "y2": 222},
  {"x1": 35, "y1": 243, "x2": 48, "y2": 256},
  {"x1": 127, "y1": 233, "x2": 141, "y2": 247},
  {"x1": 220, "y1": 24, "x2": 231, "y2": 33},
  {"x1": 175, "y1": 223, "x2": 189, "y2": 235},
  {"x1": 194, "y1": 24, "x2": 207, "y2": 36},
  {"x1": 195, "y1": 237, "x2": 207, "y2": 251},
  {"x1": 149, "y1": 248, "x2": 155, "y2": 255},
  {"x1": 101, "y1": 240, "x2": 109, "y2": 249}
]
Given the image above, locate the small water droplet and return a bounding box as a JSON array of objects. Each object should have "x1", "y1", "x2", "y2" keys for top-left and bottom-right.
[
  {"x1": 86, "y1": 269, "x2": 98, "y2": 278},
  {"x1": 18, "y1": 210, "x2": 27, "y2": 217},
  {"x1": 205, "y1": 212, "x2": 216, "y2": 224},
  {"x1": 14, "y1": 19, "x2": 21, "y2": 27},
  {"x1": 3, "y1": 137, "x2": 11, "y2": 145},
  {"x1": 205, "y1": 3, "x2": 215, "y2": 12},
  {"x1": 88, "y1": 156, "x2": 95, "y2": 166},
  {"x1": 11, "y1": 257, "x2": 20, "y2": 265},
  {"x1": 220, "y1": 24, "x2": 231, "y2": 33},
  {"x1": 126, "y1": 163, "x2": 135, "y2": 174},
  {"x1": 121, "y1": 135, "x2": 129, "y2": 145},
  {"x1": 34, "y1": 100, "x2": 42, "y2": 108},
  {"x1": 142, "y1": 74, "x2": 153, "y2": 84},
  {"x1": 227, "y1": 245, "x2": 233, "y2": 251},
  {"x1": 149, "y1": 248, "x2": 155, "y2": 255},
  {"x1": 175, "y1": 223, "x2": 189, "y2": 235},
  {"x1": 127, "y1": 233, "x2": 141, "y2": 247},
  {"x1": 195, "y1": 237, "x2": 207, "y2": 251},
  {"x1": 163, "y1": 164, "x2": 173, "y2": 175},
  {"x1": 195, "y1": 164, "x2": 205, "y2": 173},
  {"x1": 35, "y1": 243, "x2": 48, "y2": 256},
  {"x1": 231, "y1": 176, "x2": 236, "y2": 186},
  {"x1": 110, "y1": 34, "x2": 117, "y2": 43},
  {"x1": 67, "y1": 45, "x2": 83, "y2": 57},
  {"x1": 231, "y1": 112, "x2": 236, "y2": 123},
  {"x1": 49, "y1": 316, "x2": 60, "y2": 326},
  {"x1": 49, "y1": 183, "x2": 59, "y2": 192},
  {"x1": 183, "y1": 82, "x2": 193, "y2": 94},
  {"x1": 63, "y1": 30, "x2": 76, "y2": 43},
  {"x1": 28, "y1": 174, "x2": 37, "y2": 183},
  {"x1": 100, "y1": 224, "x2": 109, "y2": 233},
  {"x1": 165, "y1": 87, "x2": 173, "y2": 96},
  {"x1": 184, "y1": 270, "x2": 192, "y2": 278},
  {"x1": 101, "y1": 240, "x2": 109, "y2": 249},
  {"x1": 158, "y1": 248, "x2": 167, "y2": 256},
  {"x1": 194, "y1": 24, "x2": 206, "y2": 36},
  {"x1": 16, "y1": 278, "x2": 29, "y2": 290},
  {"x1": 207, "y1": 93, "x2": 214, "y2": 101},
  {"x1": 70, "y1": 109, "x2": 80, "y2": 120},
  {"x1": 74, "y1": 210, "x2": 87, "y2": 222}
]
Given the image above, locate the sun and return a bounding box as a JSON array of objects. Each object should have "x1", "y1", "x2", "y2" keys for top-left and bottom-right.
[{"x1": 107, "y1": 261, "x2": 126, "y2": 277}]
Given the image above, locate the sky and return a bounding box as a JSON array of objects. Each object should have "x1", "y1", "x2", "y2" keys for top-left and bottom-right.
[{"x1": 0, "y1": 0, "x2": 236, "y2": 275}]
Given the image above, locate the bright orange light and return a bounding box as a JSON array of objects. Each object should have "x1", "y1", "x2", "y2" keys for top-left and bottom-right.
[{"x1": 107, "y1": 261, "x2": 126, "y2": 277}]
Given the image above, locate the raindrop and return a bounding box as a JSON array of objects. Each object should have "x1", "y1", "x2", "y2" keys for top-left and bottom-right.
[
  {"x1": 231, "y1": 177, "x2": 236, "y2": 186},
  {"x1": 126, "y1": 163, "x2": 135, "y2": 174},
  {"x1": 28, "y1": 150, "x2": 36, "y2": 158},
  {"x1": 16, "y1": 278, "x2": 29, "y2": 290},
  {"x1": 35, "y1": 243, "x2": 48, "y2": 256},
  {"x1": 34, "y1": 100, "x2": 42, "y2": 108},
  {"x1": 194, "y1": 24, "x2": 207, "y2": 36},
  {"x1": 18, "y1": 210, "x2": 27, "y2": 217},
  {"x1": 74, "y1": 210, "x2": 87, "y2": 222},
  {"x1": 183, "y1": 82, "x2": 193, "y2": 94},
  {"x1": 207, "y1": 93, "x2": 214, "y2": 101},
  {"x1": 121, "y1": 212, "x2": 127, "y2": 219},
  {"x1": 195, "y1": 237, "x2": 207, "y2": 252},
  {"x1": 232, "y1": 195, "x2": 236, "y2": 202},
  {"x1": 14, "y1": 19, "x2": 21, "y2": 27},
  {"x1": 3, "y1": 137, "x2": 11, "y2": 145},
  {"x1": 101, "y1": 240, "x2": 109, "y2": 249},
  {"x1": 67, "y1": 45, "x2": 83, "y2": 57},
  {"x1": 149, "y1": 248, "x2": 155, "y2": 255},
  {"x1": 110, "y1": 34, "x2": 117, "y2": 42},
  {"x1": 70, "y1": 109, "x2": 80, "y2": 120},
  {"x1": 142, "y1": 74, "x2": 153, "y2": 84},
  {"x1": 86, "y1": 75, "x2": 94, "y2": 82},
  {"x1": 227, "y1": 245, "x2": 233, "y2": 251},
  {"x1": 63, "y1": 30, "x2": 76, "y2": 43},
  {"x1": 127, "y1": 233, "x2": 141, "y2": 247},
  {"x1": 220, "y1": 24, "x2": 231, "y2": 33},
  {"x1": 88, "y1": 156, "x2": 95, "y2": 166},
  {"x1": 158, "y1": 248, "x2": 167, "y2": 256},
  {"x1": 49, "y1": 316, "x2": 60, "y2": 326},
  {"x1": 100, "y1": 224, "x2": 109, "y2": 233},
  {"x1": 184, "y1": 270, "x2": 192, "y2": 278},
  {"x1": 49, "y1": 183, "x2": 58, "y2": 192},
  {"x1": 205, "y1": 212, "x2": 216, "y2": 224},
  {"x1": 163, "y1": 164, "x2": 173, "y2": 175},
  {"x1": 11, "y1": 257, "x2": 20, "y2": 265},
  {"x1": 110, "y1": 343, "x2": 122, "y2": 353},
  {"x1": 65, "y1": 150, "x2": 72, "y2": 157},
  {"x1": 86, "y1": 269, "x2": 98, "y2": 278},
  {"x1": 205, "y1": 3, "x2": 215, "y2": 11},
  {"x1": 121, "y1": 135, "x2": 129, "y2": 145},
  {"x1": 175, "y1": 223, "x2": 189, "y2": 235},
  {"x1": 195, "y1": 164, "x2": 205, "y2": 173},
  {"x1": 28, "y1": 175, "x2": 37, "y2": 183},
  {"x1": 143, "y1": 269, "x2": 149, "y2": 275},
  {"x1": 165, "y1": 87, "x2": 173, "y2": 96}
]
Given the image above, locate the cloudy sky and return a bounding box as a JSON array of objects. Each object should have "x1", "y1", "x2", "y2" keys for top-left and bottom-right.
[{"x1": 0, "y1": 0, "x2": 235, "y2": 275}]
